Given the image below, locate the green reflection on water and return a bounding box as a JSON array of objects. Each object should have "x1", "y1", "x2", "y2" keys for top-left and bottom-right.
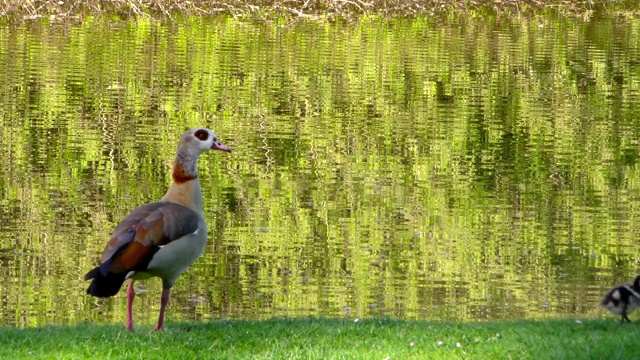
[{"x1": 1, "y1": 15, "x2": 640, "y2": 327}]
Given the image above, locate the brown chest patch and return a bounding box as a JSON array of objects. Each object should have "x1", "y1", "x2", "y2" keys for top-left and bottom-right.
[{"x1": 172, "y1": 163, "x2": 197, "y2": 183}]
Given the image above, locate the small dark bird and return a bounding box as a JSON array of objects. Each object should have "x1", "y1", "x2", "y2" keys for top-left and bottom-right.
[{"x1": 600, "y1": 275, "x2": 640, "y2": 323}]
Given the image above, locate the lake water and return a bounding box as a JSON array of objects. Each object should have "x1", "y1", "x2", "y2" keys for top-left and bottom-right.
[{"x1": 1, "y1": 15, "x2": 640, "y2": 327}]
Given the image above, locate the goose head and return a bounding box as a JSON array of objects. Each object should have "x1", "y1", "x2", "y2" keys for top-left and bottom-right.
[{"x1": 180, "y1": 128, "x2": 231, "y2": 155}]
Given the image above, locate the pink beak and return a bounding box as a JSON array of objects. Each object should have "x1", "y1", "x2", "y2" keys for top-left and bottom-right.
[{"x1": 211, "y1": 141, "x2": 231, "y2": 153}]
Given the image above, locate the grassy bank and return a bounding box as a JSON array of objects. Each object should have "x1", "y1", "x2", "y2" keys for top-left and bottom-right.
[
  {"x1": 0, "y1": 318, "x2": 637, "y2": 359},
  {"x1": 1, "y1": 0, "x2": 639, "y2": 21}
]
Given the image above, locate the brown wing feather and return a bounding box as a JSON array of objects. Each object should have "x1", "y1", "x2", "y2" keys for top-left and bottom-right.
[
  {"x1": 108, "y1": 242, "x2": 152, "y2": 273},
  {"x1": 98, "y1": 202, "x2": 163, "y2": 265},
  {"x1": 97, "y1": 202, "x2": 200, "y2": 275}
]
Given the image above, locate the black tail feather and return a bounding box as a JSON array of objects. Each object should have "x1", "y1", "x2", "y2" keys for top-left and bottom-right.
[{"x1": 85, "y1": 267, "x2": 128, "y2": 298}]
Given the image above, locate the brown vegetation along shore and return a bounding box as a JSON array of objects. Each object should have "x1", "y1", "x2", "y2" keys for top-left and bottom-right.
[{"x1": 0, "y1": 0, "x2": 638, "y2": 21}]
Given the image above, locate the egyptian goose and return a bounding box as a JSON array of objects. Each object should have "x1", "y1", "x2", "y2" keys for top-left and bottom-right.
[
  {"x1": 84, "y1": 128, "x2": 230, "y2": 331},
  {"x1": 600, "y1": 275, "x2": 640, "y2": 323}
]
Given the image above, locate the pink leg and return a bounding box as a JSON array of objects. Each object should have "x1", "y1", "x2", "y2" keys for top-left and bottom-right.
[
  {"x1": 154, "y1": 288, "x2": 170, "y2": 331},
  {"x1": 126, "y1": 281, "x2": 135, "y2": 331}
]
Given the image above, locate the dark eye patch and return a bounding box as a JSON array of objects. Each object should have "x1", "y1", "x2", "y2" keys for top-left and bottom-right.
[{"x1": 194, "y1": 129, "x2": 209, "y2": 141}]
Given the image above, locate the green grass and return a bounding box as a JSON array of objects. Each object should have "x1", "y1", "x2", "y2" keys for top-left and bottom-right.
[{"x1": 0, "y1": 318, "x2": 639, "y2": 359}]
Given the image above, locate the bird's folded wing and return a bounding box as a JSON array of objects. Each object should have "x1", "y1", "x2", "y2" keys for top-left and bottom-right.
[{"x1": 96, "y1": 202, "x2": 200, "y2": 276}]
